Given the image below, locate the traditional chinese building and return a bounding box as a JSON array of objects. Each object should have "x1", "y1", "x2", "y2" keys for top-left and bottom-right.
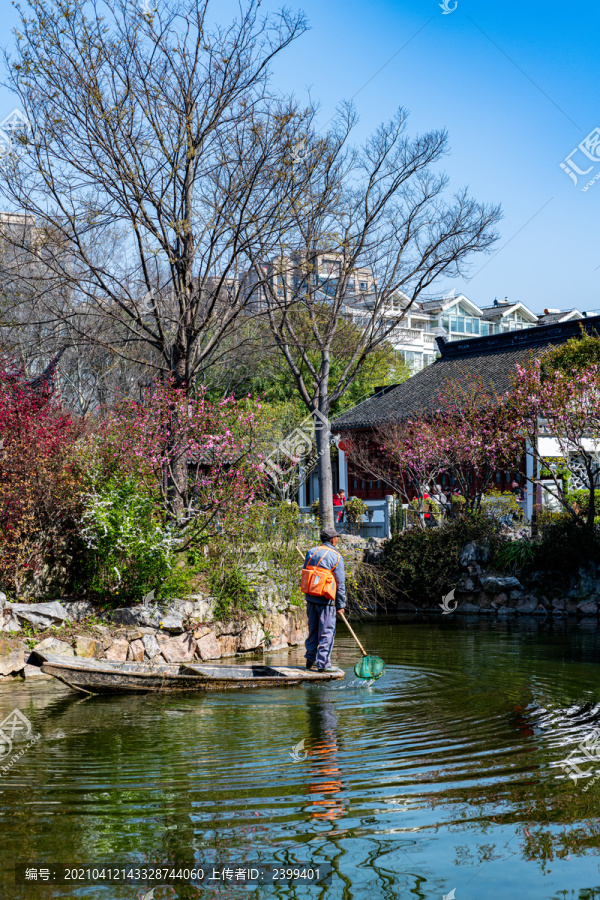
[{"x1": 328, "y1": 315, "x2": 600, "y2": 521}]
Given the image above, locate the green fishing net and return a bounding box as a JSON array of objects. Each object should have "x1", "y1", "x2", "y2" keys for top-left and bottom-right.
[{"x1": 354, "y1": 655, "x2": 386, "y2": 680}]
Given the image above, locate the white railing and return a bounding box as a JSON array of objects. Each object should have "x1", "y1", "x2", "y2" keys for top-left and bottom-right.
[
  {"x1": 392, "y1": 328, "x2": 422, "y2": 340},
  {"x1": 298, "y1": 499, "x2": 390, "y2": 539}
]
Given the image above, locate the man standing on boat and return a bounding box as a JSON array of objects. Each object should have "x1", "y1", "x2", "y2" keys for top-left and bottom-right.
[{"x1": 302, "y1": 526, "x2": 346, "y2": 672}]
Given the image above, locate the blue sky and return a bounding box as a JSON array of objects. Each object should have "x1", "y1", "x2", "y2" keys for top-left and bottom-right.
[{"x1": 1, "y1": 0, "x2": 599, "y2": 313}]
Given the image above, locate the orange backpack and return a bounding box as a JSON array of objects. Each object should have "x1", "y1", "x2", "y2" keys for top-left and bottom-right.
[{"x1": 301, "y1": 546, "x2": 340, "y2": 602}]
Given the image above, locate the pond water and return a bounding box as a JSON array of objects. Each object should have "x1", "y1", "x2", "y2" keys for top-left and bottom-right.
[{"x1": 2, "y1": 616, "x2": 600, "y2": 899}]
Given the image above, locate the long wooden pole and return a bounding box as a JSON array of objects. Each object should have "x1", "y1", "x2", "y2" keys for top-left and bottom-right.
[{"x1": 337, "y1": 610, "x2": 368, "y2": 657}]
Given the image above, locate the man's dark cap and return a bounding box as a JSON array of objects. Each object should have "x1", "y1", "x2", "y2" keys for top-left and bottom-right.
[{"x1": 320, "y1": 526, "x2": 340, "y2": 543}]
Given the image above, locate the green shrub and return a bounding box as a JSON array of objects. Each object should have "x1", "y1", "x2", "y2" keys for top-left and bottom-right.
[
  {"x1": 379, "y1": 514, "x2": 501, "y2": 606},
  {"x1": 565, "y1": 489, "x2": 600, "y2": 517},
  {"x1": 451, "y1": 494, "x2": 466, "y2": 516},
  {"x1": 345, "y1": 496, "x2": 368, "y2": 534},
  {"x1": 274, "y1": 500, "x2": 301, "y2": 541},
  {"x1": 492, "y1": 540, "x2": 537, "y2": 574},
  {"x1": 389, "y1": 496, "x2": 405, "y2": 536},
  {"x1": 534, "y1": 514, "x2": 600, "y2": 574},
  {"x1": 76, "y1": 478, "x2": 177, "y2": 603},
  {"x1": 480, "y1": 490, "x2": 522, "y2": 523},
  {"x1": 156, "y1": 563, "x2": 199, "y2": 600},
  {"x1": 209, "y1": 564, "x2": 255, "y2": 622}
]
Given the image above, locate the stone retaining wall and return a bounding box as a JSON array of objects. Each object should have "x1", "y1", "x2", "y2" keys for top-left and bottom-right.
[
  {"x1": 0, "y1": 593, "x2": 307, "y2": 682},
  {"x1": 395, "y1": 540, "x2": 600, "y2": 618}
]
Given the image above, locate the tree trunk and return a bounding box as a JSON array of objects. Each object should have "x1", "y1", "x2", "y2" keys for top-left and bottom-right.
[
  {"x1": 315, "y1": 409, "x2": 334, "y2": 530},
  {"x1": 164, "y1": 355, "x2": 189, "y2": 524},
  {"x1": 587, "y1": 457, "x2": 596, "y2": 531}
]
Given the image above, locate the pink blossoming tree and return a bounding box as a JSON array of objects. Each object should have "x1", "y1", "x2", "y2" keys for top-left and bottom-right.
[
  {"x1": 344, "y1": 373, "x2": 519, "y2": 527},
  {"x1": 97, "y1": 380, "x2": 264, "y2": 549},
  {"x1": 510, "y1": 357, "x2": 600, "y2": 530}
]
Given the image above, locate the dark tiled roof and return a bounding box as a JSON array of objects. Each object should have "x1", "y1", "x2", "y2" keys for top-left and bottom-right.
[
  {"x1": 479, "y1": 304, "x2": 524, "y2": 321},
  {"x1": 536, "y1": 312, "x2": 563, "y2": 326},
  {"x1": 537, "y1": 310, "x2": 581, "y2": 326},
  {"x1": 333, "y1": 315, "x2": 600, "y2": 430}
]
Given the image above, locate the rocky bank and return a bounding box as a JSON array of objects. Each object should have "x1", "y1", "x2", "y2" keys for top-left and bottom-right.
[
  {"x1": 0, "y1": 534, "x2": 381, "y2": 682},
  {"x1": 0, "y1": 593, "x2": 307, "y2": 682},
  {"x1": 395, "y1": 539, "x2": 600, "y2": 618}
]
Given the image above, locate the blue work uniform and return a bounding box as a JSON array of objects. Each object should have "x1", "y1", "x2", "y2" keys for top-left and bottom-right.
[{"x1": 303, "y1": 542, "x2": 346, "y2": 671}]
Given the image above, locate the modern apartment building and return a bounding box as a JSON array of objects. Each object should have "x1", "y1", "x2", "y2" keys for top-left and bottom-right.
[
  {"x1": 238, "y1": 248, "x2": 585, "y2": 376},
  {"x1": 240, "y1": 251, "x2": 376, "y2": 310},
  {"x1": 349, "y1": 293, "x2": 584, "y2": 375}
]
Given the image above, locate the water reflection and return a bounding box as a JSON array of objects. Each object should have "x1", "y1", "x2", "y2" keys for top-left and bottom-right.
[
  {"x1": 305, "y1": 693, "x2": 346, "y2": 825},
  {"x1": 2, "y1": 619, "x2": 600, "y2": 897}
]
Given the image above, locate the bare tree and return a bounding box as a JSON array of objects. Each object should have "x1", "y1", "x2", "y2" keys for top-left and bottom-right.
[
  {"x1": 245, "y1": 107, "x2": 502, "y2": 528},
  {"x1": 0, "y1": 0, "x2": 315, "y2": 515}
]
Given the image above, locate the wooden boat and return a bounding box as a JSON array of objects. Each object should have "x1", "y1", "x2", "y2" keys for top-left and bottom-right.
[{"x1": 33, "y1": 652, "x2": 345, "y2": 695}]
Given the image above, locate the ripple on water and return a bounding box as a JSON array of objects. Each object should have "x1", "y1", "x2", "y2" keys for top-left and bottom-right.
[{"x1": 1, "y1": 620, "x2": 600, "y2": 898}]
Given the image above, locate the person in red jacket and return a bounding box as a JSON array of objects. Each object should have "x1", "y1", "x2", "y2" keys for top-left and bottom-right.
[{"x1": 336, "y1": 489, "x2": 346, "y2": 523}]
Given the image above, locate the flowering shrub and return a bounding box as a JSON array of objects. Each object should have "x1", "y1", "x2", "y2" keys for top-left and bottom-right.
[
  {"x1": 98, "y1": 380, "x2": 264, "y2": 547},
  {"x1": 77, "y1": 478, "x2": 178, "y2": 600},
  {"x1": 345, "y1": 375, "x2": 519, "y2": 528},
  {"x1": 0, "y1": 357, "x2": 83, "y2": 596}
]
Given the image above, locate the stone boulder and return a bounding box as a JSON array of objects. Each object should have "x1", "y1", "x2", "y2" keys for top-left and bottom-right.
[
  {"x1": 32, "y1": 637, "x2": 74, "y2": 657},
  {"x1": 195, "y1": 631, "x2": 222, "y2": 660},
  {"x1": 142, "y1": 634, "x2": 161, "y2": 660},
  {"x1": 105, "y1": 639, "x2": 129, "y2": 661},
  {"x1": 459, "y1": 541, "x2": 489, "y2": 569},
  {"x1": 238, "y1": 621, "x2": 265, "y2": 652},
  {"x1": 111, "y1": 606, "x2": 157, "y2": 627},
  {"x1": 74, "y1": 635, "x2": 103, "y2": 658},
  {"x1": 160, "y1": 633, "x2": 196, "y2": 663},
  {"x1": 217, "y1": 635, "x2": 239, "y2": 658},
  {"x1": 166, "y1": 598, "x2": 194, "y2": 617},
  {"x1": 9, "y1": 600, "x2": 68, "y2": 629},
  {"x1": 455, "y1": 602, "x2": 482, "y2": 614},
  {"x1": 23, "y1": 664, "x2": 52, "y2": 679},
  {"x1": 457, "y1": 576, "x2": 477, "y2": 594},
  {"x1": 481, "y1": 576, "x2": 523, "y2": 595},
  {"x1": 91, "y1": 625, "x2": 113, "y2": 648},
  {"x1": 127, "y1": 640, "x2": 145, "y2": 662},
  {"x1": 156, "y1": 615, "x2": 184, "y2": 635},
  {"x1": 183, "y1": 596, "x2": 215, "y2": 622},
  {"x1": 578, "y1": 600, "x2": 598, "y2": 616},
  {"x1": 0, "y1": 639, "x2": 26, "y2": 676},
  {"x1": 516, "y1": 596, "x2": 538, "y2": 614},
  {"x1": 61, "y1": 600, "x2": 96, "y2": 621},
  {"x1": 1, "y1": 611, "x2": 22, "y2": 633},
  {"x1": 286, "y1": 609, "x2": 307, "y2": 646}
]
